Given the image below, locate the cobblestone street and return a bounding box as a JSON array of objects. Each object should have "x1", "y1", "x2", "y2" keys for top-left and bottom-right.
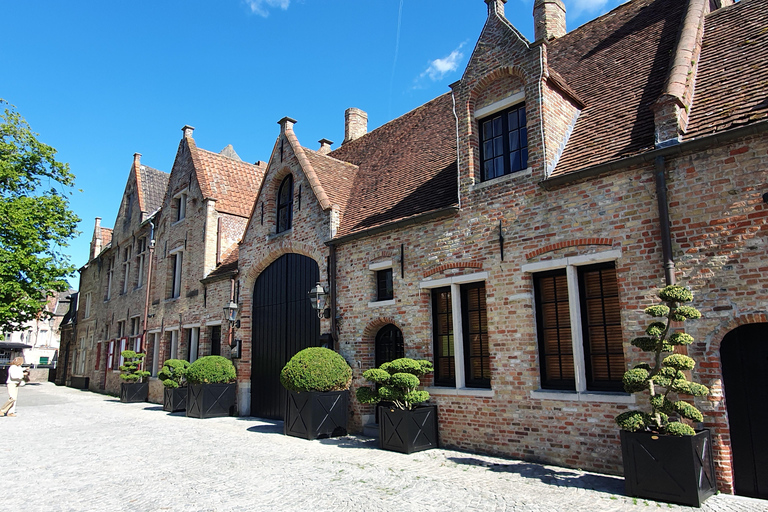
[{"x1": 2, "y1": 383, "x2": 764, "y2": 512}]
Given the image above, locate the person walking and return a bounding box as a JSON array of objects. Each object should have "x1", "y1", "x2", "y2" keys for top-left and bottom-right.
[{"x1": 2, "y1": 357, "x2": 28, "y2": 417}]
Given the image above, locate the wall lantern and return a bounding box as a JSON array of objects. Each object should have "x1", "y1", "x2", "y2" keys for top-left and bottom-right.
[
  {"x1": 308, "y1": 283, "x2": 330, "y2": 319},
  {"x1": 224, "y1": 301, "x2": 238, "y2": 322}
]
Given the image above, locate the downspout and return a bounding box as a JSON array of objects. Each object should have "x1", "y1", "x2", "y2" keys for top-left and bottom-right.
[
  {"x1": 141, "y1": 220, "x2": 156, "y2": 369},
  {"x1": 654, "y1": 156, "x2": 676, "y2": 286},
  {"x1": 228, "y1": 277, "x2": 236, "y2": 349},
  {"x1": 329, "y1": 244, "x2": 338, "y2": 345}
]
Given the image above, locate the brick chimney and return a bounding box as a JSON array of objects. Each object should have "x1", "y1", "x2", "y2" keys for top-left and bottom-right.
[
  {"x1": 91, "y1": 217, "x2": 103, "y2": 259},
  {"x1": 133, "y1": 152, "x2": 141, "y2": 167},
  {"x1": 485, "y1": 0, "x2": 506, "y2": 17},
  {"x1": 318, "y1": 138, "x2": 333, "y2": 155},
  {"x1": 533, "y1": 0, "x2": 566, "y2": 41},
  {"x1": 343, "y1": 108, "x2": 367, "y2": 144},
  {"x1": 182, "y1": 125, "x2": 195, "y2": 138}
]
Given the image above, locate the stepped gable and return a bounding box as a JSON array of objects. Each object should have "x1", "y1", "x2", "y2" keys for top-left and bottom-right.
[
  {"x1": 327, "y1": 93, "x2": 458, "y2": 239},
  {"x1": 136, "y1": 165, "x2": 169, "y2": 214},
  {"x1": 686, "y1": 0, "x2": 768, "y2": 138},
  {"x1": 195, "y1": 148, "x2": 267, "y2": 218},
  {"x1": 546, "y1": 0, "x2": 687, "y2": 176}
]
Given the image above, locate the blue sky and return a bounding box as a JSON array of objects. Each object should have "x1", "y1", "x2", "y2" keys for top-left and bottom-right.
[{"x1": 1, "y1": 0, "x2": 625, "y2": 289}]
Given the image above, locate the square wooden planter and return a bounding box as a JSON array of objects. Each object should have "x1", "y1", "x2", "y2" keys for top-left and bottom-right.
[
  {"x1": 120, "y1": 382, "x2": 149, "y2": 403},
  {"x1": 186, "y1": 383, "x2": 236, "y2": 418},
  {"x1": 378, "y1": 404, "x2": 438, "y2": 454},
  {"x1": 163, "y1": 386, "x2": 188, "y2": 412},
  {"x1": 620, "y1": 429, "x2": 717, "y2": 507},
  {"x1": 284, "y1": 390, "x2": 348, "y2": 440}
]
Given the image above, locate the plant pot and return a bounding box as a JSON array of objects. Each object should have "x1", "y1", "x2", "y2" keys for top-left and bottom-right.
[
  {"x1": 69, "y1": 376, "x2": 89, "y2": 390},
  {"x1": 186, "y1": 383, "x2": 236, "y2": 418},
  {"x1": 163, "y1": 386, "x2": 188, "y2": 412},
  {"x1": 620, "y1": 429, "x2": 717, "y2": 507},
  {"x1": 378, "y1": 404, "x2": 438, "y2": 454},
  {"x1": 284, "y1": 390, "x2": 348, "y2": 440},
  {"x1": 120, "y1": 382, "x2": 149, "y2": 403}
]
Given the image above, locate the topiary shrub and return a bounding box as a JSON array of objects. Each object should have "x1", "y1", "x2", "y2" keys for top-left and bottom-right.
[
  {"x1": 185, "y1": 355, "x2": 236, "y2": 385},
  {"x1": 158, "y1": 359, "x2": 190, "y2": 388},
  {"x1": 280, "y1": 347, "x2": 352, "y2": 393},
  {"x1": 356, "y1": 357, "x2": 434, "y2": 410},
  {"x1": 119, "y1": 350, "x2": 150, "y2": 382},
  {"x1": 615, "y1": 285, "x2": 709, "y2": 436}
]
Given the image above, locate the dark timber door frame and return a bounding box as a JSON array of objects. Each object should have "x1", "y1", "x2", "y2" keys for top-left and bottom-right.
[
  {"x1": 251, "y1": 254, "x2": 320, "y2": 420},
  {"x1": 720, "y1": 323, "x2": 768, "y2": 499}
]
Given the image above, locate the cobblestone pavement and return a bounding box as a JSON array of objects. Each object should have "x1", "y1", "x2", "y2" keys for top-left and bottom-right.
[{"x1": 2, "y1": 383, "x2": 765, "y2": 512}]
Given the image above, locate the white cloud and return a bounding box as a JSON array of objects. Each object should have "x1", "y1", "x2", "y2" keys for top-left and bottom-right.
[
  {"x1": 244, "y1": 0, "x2": 290, "y2": 17},
  {"x1": 420, "y1": 43, "x2": 465, "y2": 82}
]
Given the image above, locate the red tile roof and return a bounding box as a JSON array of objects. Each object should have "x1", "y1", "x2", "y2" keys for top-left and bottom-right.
[
  {"x1": 547, "y1": 0, "x2": 687, "y2": 176},
  {"x1": 686, "y1": 0, "x2": 768, "y2": 138},
  {"x1": 194, "y1": 148, "x2": 267, "y2": 218}
]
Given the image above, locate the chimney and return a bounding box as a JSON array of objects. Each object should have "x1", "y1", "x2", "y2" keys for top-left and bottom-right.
[
  {"x1": 709, "y1": 0, "x2": 733, "y2": 9},
  {"x1": 343, "y1": 108, "x2": 367, "y2": 144},
  {"x1": 485, "y1": 0, "x2": 506, "y2": 18},
  {"x1": 91, "y1": 217, "x2": 102, "y2": 259},
  {"x1": 318, "y1": 138, "x2": 333, "y2": 155},
  {"x1": 533, "y1": 0, "x2": 566, "y2": 41},
  {"x1": 133, "y1": 152, "x2": 141, "y2": 167},
  {"x1": 182, "y1": 125, "x2": 195, "y2": 138}
]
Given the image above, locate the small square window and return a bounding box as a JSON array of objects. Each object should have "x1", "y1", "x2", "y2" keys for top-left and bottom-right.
[{"x1": 376, "y1": 269, "x2": 393, "y2": 301}]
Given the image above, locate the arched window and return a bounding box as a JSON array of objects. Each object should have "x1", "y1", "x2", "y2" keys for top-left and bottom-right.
[
  {"x1": 276, "y1": 174, "x2": 293, "y2": 233},
  {"x1": 375, "y1": 324, "x2": 404, "y2": 368}
]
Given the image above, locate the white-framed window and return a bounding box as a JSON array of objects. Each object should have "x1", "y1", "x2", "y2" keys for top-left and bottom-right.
[
  {"x1": 369, "y1": 260, "x2": 394, "y2": 306},
  {"x1": 122, "y1": 246, "x2": 132, "y2": 294},
  {"x1": 420, "y1": 271, "x2": 492, "y2": 395},
  {"x1": 76, "y1": 336, "x2": 86, "y2": 374},
  {"x1": 136, "y1": 237, "x2": 147, "y2": 288},
  {"x1": 83, "y1": 292, "x2": 92, "y2": 319},
  {"x1": 169, "y1": 248, "x2": 183, "y2": 299},
  {"x1": 107, "y1": 340, "x2": 115, "y2": 370},
  {"x1": 173, "y1": 192, "x2": 187, "y2": 222},
  {"x1": 166, "y1": 328, "x2": 180, "y2": 360},
  {"x1": 149, "y1": 331, "x2": 161, "y2": 376},
  {"x1": 106, "y1": 255, "x2": 115, "y2": 300},
  {"x1": 115, "y1": 321, "x2": 126, "y2": 370},
  {"x1": 130, "y1": 316, "x2": 142, "y2": 353},
  {"x1": 523, "y1": 249, "x2": 633, "y2": 403},
  {"x1": 186, "y1": 326, "x2": 200, "y2": 363}
]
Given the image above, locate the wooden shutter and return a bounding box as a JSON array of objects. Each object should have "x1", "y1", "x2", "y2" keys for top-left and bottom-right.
[
  {"x1": 432, "y1": 287, "x2": 455, "y2": 386},
  {"x1": 534, "y1": 270, "x2": 575, "y2": 389},
  {"x1": 462, "y1": 282, "x2": 490, "y2": 388}
]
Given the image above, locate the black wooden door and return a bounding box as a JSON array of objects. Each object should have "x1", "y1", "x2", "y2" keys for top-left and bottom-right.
[
  {"x1": 375, "y1": 324, "x2": 404, "y2": 368},
  {"x1": 720, "y1": 323, "x2": 768, "y2": 499},
  {"x1": 251, "y1": 254, "x2": 320, "y2": 419}
]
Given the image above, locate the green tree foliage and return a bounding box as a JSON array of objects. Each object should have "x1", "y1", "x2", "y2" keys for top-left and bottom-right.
[
  {"x1": 280, "y1": 347, "x2": 352, "y2": 393},
  {"x1": 356, "y1": 357, "x2": 434, "y2": 410},
  {"x1": 158, "y1": 359, "x2": 191, "y2": 388},
  {"x1": 119, "y1": 350, "x2": 151, "y2": 382},
  {"x1": 616, "y1": 285, "x2": 709, "y2": 436},
  {"x1": 0, "y1": 99, "x2": 79, "y2": 331}
]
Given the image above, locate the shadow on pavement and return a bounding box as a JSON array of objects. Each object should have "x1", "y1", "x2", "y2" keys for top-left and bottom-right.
[
  {"x1": 318, "y1": 436, "x2": 378, "y2": 450},
  {"x1": 143, "y1": 406, "x2": 164, "y2": 412},
  {"x1": 448, "y1": 456, "x2": 625, "y2": 496}
]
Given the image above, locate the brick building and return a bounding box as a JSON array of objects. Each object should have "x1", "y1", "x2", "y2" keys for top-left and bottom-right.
[{"x1": 68, "y1": 0, "x2": 767, "y2": 498}]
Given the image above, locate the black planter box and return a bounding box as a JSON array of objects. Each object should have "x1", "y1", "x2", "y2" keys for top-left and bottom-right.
[
  {"x1": 163, "y1": 386, "x2": 188, "y2": 412},
  {"x1": 620, "y1": 429, "x2": 717, "y2": 507},
  {"x1": 120, "y1": 382, "x2": 149, "y2": 403},
  {"x1": 284, "y1": 390, "x2": 348, "y2": 440},
  {"x1": 186, "y1": 383, "x2": 236, "y2": 418},
  {"x1": 69, "y1": 376, "x2": 89, "y2": 390},
  {"x1": 378, "y1": 404, "x2": 438, "y2": 454}
]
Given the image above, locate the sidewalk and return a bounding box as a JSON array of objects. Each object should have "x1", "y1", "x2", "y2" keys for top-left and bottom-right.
[{"x1": 1, "y1": 383, "x2": 764, "y2": 512}]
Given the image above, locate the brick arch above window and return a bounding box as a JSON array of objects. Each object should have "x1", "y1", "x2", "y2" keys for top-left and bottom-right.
[
  {"x1": 424, "y1": 261, "x2": 483, "y2": 279},
  {"x1": 361, "y1": 317, "x2": 403, "y2": 341},
  {"x1": 525, "y1": 238, "x2": 614, "y2": 260},
  {"x1": 468, "y1": 67, "x2": 527, "y2": 113}
]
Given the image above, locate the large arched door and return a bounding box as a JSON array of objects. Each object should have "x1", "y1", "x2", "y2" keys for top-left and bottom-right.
[
  {"x1": 720, "y1": 323, "x2": 768, "y2": 499},
  {"x1": 251, "y1": 254, "x2": 320, "y2": 419}
]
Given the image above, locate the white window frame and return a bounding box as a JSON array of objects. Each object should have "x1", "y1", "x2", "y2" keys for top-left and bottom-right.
[
  {"x1": 165, "y1": 327, "x2": 180, "y2": 360},
  {"x1": 122, "y1": 246, "x2": 132, "y2": 294},
  {"x1": 522, "y1": 249, "x2": 634, "y2": 404},
  {"x1": 419, "y1": 271, "x2": 494, "y2": 397},
  {"x1": 107, "y1": 340, "x2": 115, "y2": 370},
  {"x1": 129, "y1": 316, "x2": 142, "y2": 353},
  {"x1": 368, "y1": 260, "x2": 395, "y2": 307},
  {"x1": 83, "y1": 292, "x2": 92, "y2": 319},
  {"x1": 149, "y1": 330, "x2": 161, "y2": 376},
  {"x1": 77, "y1": 336, "x2": 86, "y2": 374},
  {"x1": 173, "y1": 191, "x2": 188, "y2": 223},
  {"x1": 106, "y1": 256, "x2": 115, "y2": 300},
  {"x1": 169, "y1": 246, "x2": 183, "y2": 299},
  {"x1": 137, "y1": 237, "x2": 147, "y2": 288},
  {"x1": 185, "y1": 325, "x2": 200, "y2": 363}
]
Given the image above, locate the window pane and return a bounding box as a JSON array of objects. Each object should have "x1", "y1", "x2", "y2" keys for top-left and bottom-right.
[
  {"x1": 432, "y1": 287, "x2": 455, "y2": 387},
  {"x1": 462, "y1": 283, "x2": 490, "y2": 388},
  {"x1": 510, "y1": 150, "x2": 521, "y2": 172},
  {"x1": 534, "y1": 271, "x2": 575, "y2": 390},
  {"x1": 483, "y1": 119, "x2": 493, "y2": 140},
  {"x1": 494, "y1": 156, "x2": 504, "y2": 177},
  {"x1": 509, "y1": 130, "x2": 520, "y2": 151},
  {"x1": 484, "y1": 140, "x2": 494, "y2": 158},
  {"x1": 508, "y1": 110, "x2": 518, "y2": 130},
  {"x1": 492, "y1": 117, "x2": 502, "y2": 136},
  {"x1": 521, "y1": 126, "x2": 528, "y2": 148},
  {"x1": 521, "y1": 147, "x2": 529, "y2": 169},
  {"x1": 519, "y1": 106, "x2": 526, "y2": 127},
  {"x1": 493, "y1": 136, "x2": 503, "y2": 157}
]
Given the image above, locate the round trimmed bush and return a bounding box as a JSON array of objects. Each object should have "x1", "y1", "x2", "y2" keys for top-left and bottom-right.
[
  {"x1": 280, "y1": 347, "x2": 352, "y2": 393},
  {"x1": 185, "y1": 355, "x2": 236, "y2": 385},
  {"x1": 158, "y1": 359, "x2": 190, "y2": 388}
]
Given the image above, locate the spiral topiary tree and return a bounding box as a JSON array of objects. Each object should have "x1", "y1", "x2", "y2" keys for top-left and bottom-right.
[
  {"x1": 119, "y1": 350, "x2": 150, "y2": 382},
  {"x1": 158, "y1": 359, "x2": 190, "y2": 388},
  {"x1": 356, "y1": 357, "x2": 433, "y2": 410},
  {"x1": 616, "y1": 285, "x2": 709, "y2": 436},
  {"x1": 280, "y1": 347, "x2": 352, "y2": 393}
]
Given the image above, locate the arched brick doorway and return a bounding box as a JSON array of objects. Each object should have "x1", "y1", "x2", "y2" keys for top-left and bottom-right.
[
  {"x1": 720, "y1": 323, "x2": 768, "y2": 499},
  {"x1": 251, "y1": 253, "x2": 320, "y2": 419}
]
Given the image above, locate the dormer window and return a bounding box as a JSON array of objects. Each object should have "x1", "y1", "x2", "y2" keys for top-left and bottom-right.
[
  {"x1": 479, "y1": 103, "x2": 528, "y2": 181},
  {"x1": 276, "y1": 174, "x2": 293, "y2": 233},
  {"x1": 173, "y1": 192, "x2": 187, "y2": 222}
]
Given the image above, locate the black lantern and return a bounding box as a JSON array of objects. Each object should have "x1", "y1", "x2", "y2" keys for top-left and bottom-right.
[
  {"x1": 224, "y1": 301, "x2": 238, "y2": 322},
  {"x1": 308, "y1": 283, "x2": 328, "y2": 318}
]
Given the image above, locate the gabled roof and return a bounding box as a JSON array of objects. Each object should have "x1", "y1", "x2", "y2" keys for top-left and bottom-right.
[
  {"x1": 136, "y1": 165, "x2": 169, "y2": 214},
  {"x1": 686, "y1": 0, "x2": 768, "y2": 138},
  {"x1": 101, "y1": 227, "x2": 113, "y2": 248},
  {"x1": 327, "y1": 93, "x2": 458, "y2": 239},
  {"x1": 546, "y1": 0, "x2": 687, "y2": 177},
  {"x1": 194, "y1": 147, "x2": 267, "y2": 218}
]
